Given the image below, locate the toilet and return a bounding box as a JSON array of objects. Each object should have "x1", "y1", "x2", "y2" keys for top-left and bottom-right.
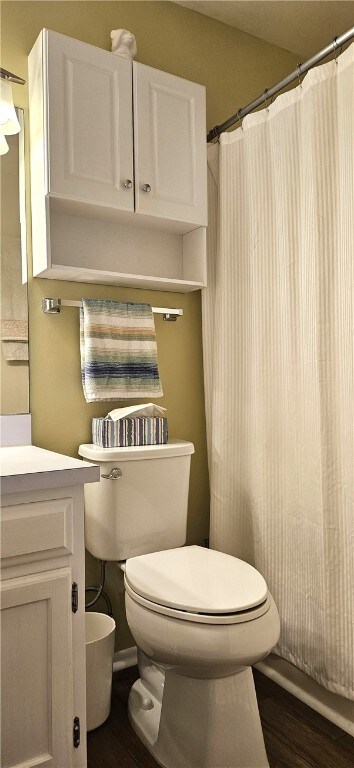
[{"x1": 79, "y1": 439, "x2": 280, "y2": 768}]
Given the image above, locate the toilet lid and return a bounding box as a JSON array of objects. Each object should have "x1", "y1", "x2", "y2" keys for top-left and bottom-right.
[{"x1": 125, "y1": 546, "x2": 268, "y2": 614}]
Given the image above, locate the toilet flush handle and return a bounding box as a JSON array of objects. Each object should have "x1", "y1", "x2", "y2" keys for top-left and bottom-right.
[{"x1": 101, "y1": 467, "x2": 123, "y2": 480}]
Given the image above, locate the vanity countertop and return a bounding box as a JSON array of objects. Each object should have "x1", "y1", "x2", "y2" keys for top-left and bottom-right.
[{"x1": 0, "y1": 445, "x2": 99, "y2": 496}]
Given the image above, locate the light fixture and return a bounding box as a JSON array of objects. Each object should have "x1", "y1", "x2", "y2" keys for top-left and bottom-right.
[
  {"x1": 0, "y1": 68, "x2": 26, "y2": 137},
  {"x1": 0, "y1": 134, "x2": 9, "y2": 155}
]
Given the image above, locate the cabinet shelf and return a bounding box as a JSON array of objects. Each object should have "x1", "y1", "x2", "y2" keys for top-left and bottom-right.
[
  {"x1": 37, "y1": 265, "x2": 205, "y2": 293},
  {"x1": 32, "y1": 196, "x2": 207, "y2": 292}
]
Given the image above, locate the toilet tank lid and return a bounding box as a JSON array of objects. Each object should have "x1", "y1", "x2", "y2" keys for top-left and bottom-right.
[{"x1": 78, "y1": 438, "x2": 195, "y2": 462}]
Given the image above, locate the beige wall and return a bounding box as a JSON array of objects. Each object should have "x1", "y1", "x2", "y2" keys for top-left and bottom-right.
[{"x1": 1, "y1": 1, "x2": 298, "y2": 649}]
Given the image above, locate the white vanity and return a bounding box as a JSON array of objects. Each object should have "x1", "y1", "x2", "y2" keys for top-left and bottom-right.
[{"x1": 0, "y1": 444, "x2": 99, "y2": 768}]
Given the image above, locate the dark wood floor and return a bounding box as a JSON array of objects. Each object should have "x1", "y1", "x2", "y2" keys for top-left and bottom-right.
[{"x1": 87, "y1": 666, "x2": 354, "y2": 768}]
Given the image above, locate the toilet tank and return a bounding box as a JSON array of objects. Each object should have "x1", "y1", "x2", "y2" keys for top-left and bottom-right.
[{"x1": 78, "y1": 439, "x2": 194, "y2": 561}]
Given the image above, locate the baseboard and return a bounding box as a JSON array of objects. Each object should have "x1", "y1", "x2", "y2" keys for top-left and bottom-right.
[
  {"x1": 113, "y1": 646, "x2": 138, "y2": 673},
  {"x1": 255, "y1": 654, "x2": 354, "y2": 737}
]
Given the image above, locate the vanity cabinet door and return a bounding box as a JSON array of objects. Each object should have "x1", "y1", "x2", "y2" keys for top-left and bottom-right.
[
  {"x1": 1, "y1": 568, "x2": 73, "y2": 768},
  {"x1": 133, "y1": 62, "x2": 207, "y2": 227},
  {"x1": 46, "y1": 30, "x2": 134, "y2": 211}
]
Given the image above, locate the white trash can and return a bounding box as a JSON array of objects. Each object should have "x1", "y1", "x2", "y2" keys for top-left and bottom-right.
[{"x1": 85, "y1": 612, "x2": 116, "y2": 731}]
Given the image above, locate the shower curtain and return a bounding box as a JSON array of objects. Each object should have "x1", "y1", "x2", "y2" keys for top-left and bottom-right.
[{"x1": 203, "y1": 44, "x2": 353, "y2": 699}]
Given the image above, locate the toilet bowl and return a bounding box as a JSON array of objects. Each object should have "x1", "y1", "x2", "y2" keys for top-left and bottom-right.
[
  {"x1": 78, "y1": 441, "x2": 280, "y2": 768},
  {"x1": 124, "y1": 546, "x2": 280, "y2": 768}
]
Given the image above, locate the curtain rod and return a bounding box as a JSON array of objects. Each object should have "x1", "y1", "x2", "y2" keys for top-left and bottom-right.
[
  {"x1": 207, "y1": 26, "x2": 354, "y2": 142},
  {"x1": 42, "y1": 298, "x2": 183, "y2": 322}
]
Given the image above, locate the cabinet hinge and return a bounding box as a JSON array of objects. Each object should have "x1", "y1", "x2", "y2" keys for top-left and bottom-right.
[
  {"x1": 71, "y1": 582, "x2": 78, "y2": 613},
  {"x1": 73, "y1": 716, "x2": 80, "y2": 748}
]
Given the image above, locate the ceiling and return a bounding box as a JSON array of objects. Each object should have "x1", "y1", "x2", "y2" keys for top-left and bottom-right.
[{"x1": 173, "y1": 1, "x2": 354, "y2": 59}]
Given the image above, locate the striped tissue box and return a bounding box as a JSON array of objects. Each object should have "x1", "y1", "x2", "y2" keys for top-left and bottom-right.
[{"x1": 92, "y1": 416, "x2": 168, "y2": 448}]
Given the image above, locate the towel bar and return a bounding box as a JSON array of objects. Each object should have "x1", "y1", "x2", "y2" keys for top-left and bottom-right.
[{"x1": 42, "y1": 298, "x2": 183, "y2": 321}]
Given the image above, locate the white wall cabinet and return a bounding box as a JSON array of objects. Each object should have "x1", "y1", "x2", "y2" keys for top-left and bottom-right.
[
  {"x1": 0, "y1": 444, "x2": 99, "y2": 768},
  {"x1": 29, "y1": 29, "x2": 207, "y2": 292}
]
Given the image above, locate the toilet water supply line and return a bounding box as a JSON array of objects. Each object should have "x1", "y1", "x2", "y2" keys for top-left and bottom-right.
[{"x1": 85, "y1": 559, "x2": 113, "y2": 616}]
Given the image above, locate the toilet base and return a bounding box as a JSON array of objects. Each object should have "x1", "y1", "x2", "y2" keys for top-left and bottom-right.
[{"x1": 128, "y1": 651, "x2": 269, "y2": 768}]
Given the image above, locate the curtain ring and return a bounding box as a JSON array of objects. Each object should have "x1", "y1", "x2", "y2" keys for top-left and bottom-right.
[
  {"x1": 236, "y1": 108, "x2": 244, "y2": 131},
  {"x1": 332, "y1": 37, "x2": 338, "y2": 63},
  {"x1": 263, "y1": 89, "x2": 270, "y2": 111},
  {"x1": 296, "y1": 63, "x2": 303, "y2": 87}
]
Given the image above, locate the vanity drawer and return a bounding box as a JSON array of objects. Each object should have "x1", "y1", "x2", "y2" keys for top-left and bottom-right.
[{"x1": 1, "y1": 497, "x2": 73, "y2": 561}]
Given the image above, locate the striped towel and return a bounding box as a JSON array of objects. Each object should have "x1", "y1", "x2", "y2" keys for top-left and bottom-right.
[{"x1": 80, "y1": 299, "x2": 163, "y2": 402}]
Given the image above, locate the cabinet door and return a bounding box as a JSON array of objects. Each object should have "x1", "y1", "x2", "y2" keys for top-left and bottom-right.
[
  {"x1": 1, "y1": 568, "x2": 73, "y2": 768},
  {"x1": 133, "y1": 62, "x2": 207, "y2": 226},
  {"x1": 47, "y1": 30, "x2": 134, "y2": 211}
]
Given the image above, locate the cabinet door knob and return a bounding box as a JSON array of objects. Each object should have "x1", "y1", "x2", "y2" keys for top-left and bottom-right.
[
  {"x1": 124, "y1": 179, "x2": 133, "y2": 189},
  {"x1": 142, "y1": 183, "x2": 152, "y2": 193}
]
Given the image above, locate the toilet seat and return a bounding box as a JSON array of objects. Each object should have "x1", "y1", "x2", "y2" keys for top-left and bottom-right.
[
  {"x1": 125, "y1": 580, "x2": 270, "y2": 624},
  {"x1": 125, "y1": 545, "x2": 270, "y2": 625}
]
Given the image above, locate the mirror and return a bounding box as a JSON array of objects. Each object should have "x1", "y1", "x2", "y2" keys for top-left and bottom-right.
[{"x1": 0, "y1": 109, "x2": 29, "y2": 414}]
